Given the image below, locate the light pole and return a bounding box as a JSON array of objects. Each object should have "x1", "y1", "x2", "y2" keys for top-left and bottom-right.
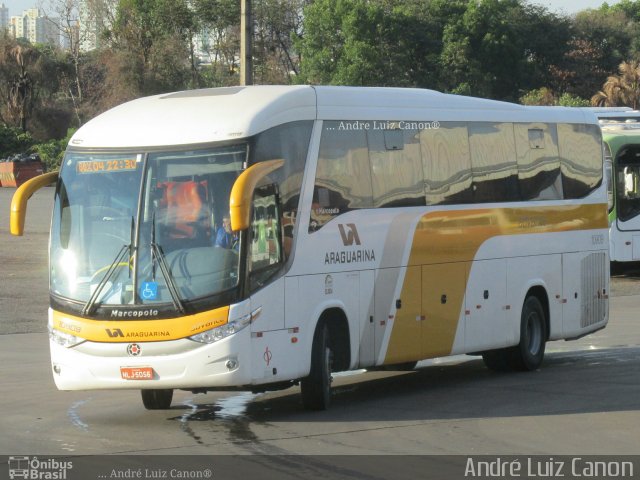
[{"x1": 240, "y1": 0, "x2": 252, "y2": 86}]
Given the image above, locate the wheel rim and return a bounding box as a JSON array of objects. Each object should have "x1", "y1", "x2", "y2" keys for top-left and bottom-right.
[{"x1": 526, "y1": 311, "x2": 542, "y2": 356}]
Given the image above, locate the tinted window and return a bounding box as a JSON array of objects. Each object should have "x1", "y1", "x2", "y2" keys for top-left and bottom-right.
[
  {"x1": 368, "y1": 124, "x2": 426, "y2": 208},
  {"x1": 252, "y1": 121, "x2": 313, "y2": 259},
  {"x1": 311, "y1": 121, "x2": 373, "y2": 232},
  {"x1": 420, "y1": 122, "x2": 473, "y2": 205},
  {"x1": 514, "y1": 123, "x2": 563, "y2": 200},
  {"x1": 468, "y1": 123, "x2": 519, "y2": 202},
  {"x1": 249, "y1": 184, "x2": 283, "y2": 291},
  {"x1": 558, "y1": 124, "x2": 602, "y2": 199}
]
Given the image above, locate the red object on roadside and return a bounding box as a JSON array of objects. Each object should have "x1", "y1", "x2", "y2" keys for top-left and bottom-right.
[{"x1": 0, "y1": 161, "x2": 45, "y2": 187}]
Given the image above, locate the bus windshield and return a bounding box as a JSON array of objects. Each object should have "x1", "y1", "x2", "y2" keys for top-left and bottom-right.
[{"x1": 51, "y1": 146, "x2": 246, "y2": 309}]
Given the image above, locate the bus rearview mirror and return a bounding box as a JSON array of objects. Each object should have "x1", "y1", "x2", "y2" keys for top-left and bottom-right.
[
  {"x1": 10, "y1": 171, "x2": 59, "y2": 236},
  {"x1": 229, "y1": 159, "x2": 284, "y2": 232}
]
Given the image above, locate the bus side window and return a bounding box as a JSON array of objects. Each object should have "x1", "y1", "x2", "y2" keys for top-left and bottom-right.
[
  {"x1": 310, "y1": 121, "x2": 372, "y2": 232},
  {"x1": 368, "y1": 126, "x2": 426, "y2": 208},
  {"x1": 558, "y1": 123, "x2": 602, "y2": 199},
  {"x1": 468, "y1": 122, "x2": 520, "y2": 202},
  {"x1": 514, "y1": 123, "x2": 563, "y2": 201},
  {"x1": 420, "y1": 122, "x2": 473, "y2": 205},
  {"x1": 249, "y1": 184, "x2": 283, "y2": 291},
  {"x1": 251, "y1": 121, "x2": 313, "y2": 261}
]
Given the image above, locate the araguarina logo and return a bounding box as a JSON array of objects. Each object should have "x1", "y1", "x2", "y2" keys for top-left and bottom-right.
[
  {"x1": 324, "y1": 223, "x2": 376, "y2": 265},
  {"x1": 338, "y1": 223, "x2": 361, "y2": 246},
  {"x1": 105, "y1": 328, "x2": 125, "y2": 338}
]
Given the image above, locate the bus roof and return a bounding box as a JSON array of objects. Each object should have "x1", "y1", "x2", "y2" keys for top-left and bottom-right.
[
  {"x1": 69, "y1": 86, "x2": 598, "y2": 149},
  {"x1": 601, "y1": 123, "x2": 640, "y2": 150}
]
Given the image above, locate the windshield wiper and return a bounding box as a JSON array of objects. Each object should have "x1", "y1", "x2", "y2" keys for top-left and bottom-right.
[
  {"x1": 82, "y1": 217, "x2": 135, "y2": 316},
  {"x1": 150, "y1": 213, "x2": 186, "y2": 314},
  {"x1": 82, "y1": 243, "x2": 131, "y2": 316}
]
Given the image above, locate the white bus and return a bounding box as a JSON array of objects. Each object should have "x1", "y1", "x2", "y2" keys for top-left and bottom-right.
[{"x1": 11, "y1": 86, "x2": 609, "y2": 410}]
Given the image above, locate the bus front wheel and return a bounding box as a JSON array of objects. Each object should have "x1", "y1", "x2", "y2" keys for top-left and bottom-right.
[
  {"x1": 301, "y1": 323, "x2": 333, "y2": 410},
  {"x1": 141, "y1": 389, "x2": 174, "y2": 410}
]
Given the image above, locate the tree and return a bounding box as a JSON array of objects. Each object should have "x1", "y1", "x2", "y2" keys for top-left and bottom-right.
[
  {"x1": 0, "y1": 33, "x2": 73, "y2": 140},
  {"x1": 39, "y1": 0, "x2": 86, "y2": 125},
  {"x1": 440, "y1": 0, "x2": 572, "y2": 101},
  {"x1": 191, "y1": 0, "x2": 239, "y2": 86},
  {"x1": 520, "y1": 87, "x2": 589, "y2": 107},
  {"x1": 548, "y1": 39, "x2": 607, "y2": 99},
  {"x1": 588, "y1": 1, "x2": 640, "y2": 60},
  {"x1": 0, "y1": 41, "x2": 38, "y2": 132},
  {"x1": 0, "y1": 124, "x2": 33, "y2": 159},
  {"x1": 104, "y1": 0, "x2": 194, "y2": 95},
  {"x1": 32, "y1": 127, "x2": 75, "y2": 171},
  {"x1": 592, "y1": 61, "x2": 640, "y2": 108},
  {"x1": 516, "y1": 4, "x2": 572, "y2": 93},
  {"x1": 252, "y1": 0, "x2": 308, "y2": 84},
  {"x1": 393, "y1": 0, "x2": 466, "y2": 89},
  {"x1": 295, "y1": 0, "x2": 385, "y2": 85},
  {"x1": 520, "y1": 87, "x2": 556, "y2": 106},
  {"x1": 296, "y1": 0, "x2": 450, "y2": 87},
  {"x1": 558, "y1": 93, "x2": 590, "y2": 107}
]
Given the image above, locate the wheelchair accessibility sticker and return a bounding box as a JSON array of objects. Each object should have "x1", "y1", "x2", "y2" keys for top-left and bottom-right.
[{"x1": 140, "y1": 282, "x2": 158, "y2": 300}]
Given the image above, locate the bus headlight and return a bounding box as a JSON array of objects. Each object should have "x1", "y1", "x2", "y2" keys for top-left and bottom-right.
[
  {"x1": 189, "y1": 317, "x2": 250, "y2": 344},
  {"x1": 48, "y1": 326, "x2": 84, "y2": 348}
]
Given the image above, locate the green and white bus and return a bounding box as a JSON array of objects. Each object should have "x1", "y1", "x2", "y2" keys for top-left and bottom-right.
[
  {"x1": 11, "y1": 86, "x2": 609, "y2": 410},
  {"x1": 593, "y1": 110, "x2": 640, "y2": 264}
]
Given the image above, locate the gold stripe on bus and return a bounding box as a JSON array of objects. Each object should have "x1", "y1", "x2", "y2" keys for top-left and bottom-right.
[
  {"x1": 52, "y1": 306, "x2": 229, "y2": 343},
  {"x1": 384, "y1": 204, "x2": 608, "y2": 363}
]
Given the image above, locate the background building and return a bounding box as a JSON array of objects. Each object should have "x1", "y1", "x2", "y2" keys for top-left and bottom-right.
[
  {"x1": 8, "y1": 7, "x2": 60, "y2": 46},
  {"x1": 0, "y1": 3, "x2": 9, "y2": 32},
  {"x1": 79, "y1": 0, "x2": 112, "y2": 52}
]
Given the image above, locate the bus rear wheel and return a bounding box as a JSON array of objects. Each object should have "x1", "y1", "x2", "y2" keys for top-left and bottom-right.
[
  {"x1": 141, "y1": 389, "x2": 174, "y2": 410},
  {"x1": 514, "y1": 295, "x2": 547, "y2": 371},
  {"x1": 301, "y1": 323, "x2": 333, "y2": 410},
  {"x1": 482, "y1": 295, "x2": 546, "y2": 372}
]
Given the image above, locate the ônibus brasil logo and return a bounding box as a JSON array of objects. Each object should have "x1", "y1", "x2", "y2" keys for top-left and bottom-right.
[{"x1": 8, "y1": 456, "x2": 72, "y2": 479}]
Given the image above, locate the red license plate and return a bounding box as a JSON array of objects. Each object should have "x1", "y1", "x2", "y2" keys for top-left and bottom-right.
[{"x1": 120, "y1": 366, "x2": 155, "y2": 380}]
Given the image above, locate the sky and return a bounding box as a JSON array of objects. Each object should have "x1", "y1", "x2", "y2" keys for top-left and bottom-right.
[
  {"x1": 531, "y1": 0, "x2": 623, "y2": 13},
  {"x1": 0, "y1": 0, "x2": 628, "y2": 18}
]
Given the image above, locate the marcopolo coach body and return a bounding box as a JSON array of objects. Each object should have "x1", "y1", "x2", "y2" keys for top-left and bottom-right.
[{"x1": 11, "y1": 86, "x2": 609, "y2": 410}]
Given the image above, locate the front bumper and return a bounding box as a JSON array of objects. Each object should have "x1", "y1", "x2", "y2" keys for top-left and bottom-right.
[{"x1": 50, "y1": 328, "x2": 253, "y2": 391}]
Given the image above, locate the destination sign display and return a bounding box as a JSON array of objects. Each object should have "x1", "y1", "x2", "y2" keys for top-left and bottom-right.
[{"x1": 76, "y1": 158, "x2": 138, "y2": 174}]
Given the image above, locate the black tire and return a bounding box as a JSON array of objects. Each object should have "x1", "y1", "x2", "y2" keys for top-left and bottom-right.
[
  {"x1": 610, "y1": 261, "x2": 623, "y2": 277},
  {"x1": 514, "y1": 296, "x2": 547, "y2": 371},
  {"x1": 141, "y1": 389, "x2": 173, "y2": 410},
  {"x1": 482, "y1": 349, "x2": 511, "y2": 372},
  {"x1": 301, "y1": 323, "x2": 333, "y2": 410},
  {"x1": 483, "y1": 296, "x2": 547, "y2": 372}
]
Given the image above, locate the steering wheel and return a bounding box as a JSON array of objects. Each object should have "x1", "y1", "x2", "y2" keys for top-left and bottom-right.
[
  {"x1": 84, "y1": 206, "x2": 132, "y2": 244},
  {"x1": 89, "y1": 259, "x2": 132, "y2": 284}
]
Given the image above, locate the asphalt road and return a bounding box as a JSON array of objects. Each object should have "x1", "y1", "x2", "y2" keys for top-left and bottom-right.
[
  {"x1": 0, "y1": 187, "x2": 639, "y2": 462},
  {"x1": 0, "y1": 187, "x2": 51, "y2": 335}
]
